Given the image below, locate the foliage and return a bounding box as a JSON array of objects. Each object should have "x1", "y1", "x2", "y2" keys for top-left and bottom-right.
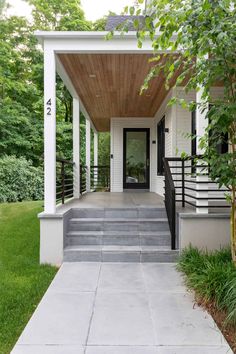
[
  {"x1": 0, "y1": 1, "x2": 111, "y2": 202},
  {"x1": 0, "y1": 201, "x2": 57, "y2": 353},
  {"x1": 0, "y1": 1, "x2": 97, "y2": 168},
  {"x1": 123, "y1": 0, "x2": 236, "y2": 262},
  {"x1": 27, "y1": 0, "x2": 91, "y2": 31},
  {"x1": 178, "y1": 246, "x2": 236, "y2": 326},
  {"x1": 0, "y1": 156, "x2": 43, "y2": 202},
  {"x1": 92, "y1": 11, "x2": 117, "y2": 31},
  {"x1": 92, "y1": 16, "x2": 107, "y2": 31},
  {"x1": 98, "y1": 133, "x2": 110, "y2": 166}
]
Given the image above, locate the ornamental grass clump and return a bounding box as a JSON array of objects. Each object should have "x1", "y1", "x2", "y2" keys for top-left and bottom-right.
[{"x1": 178, "y1": 247, "x2": 236, "y2": 325}]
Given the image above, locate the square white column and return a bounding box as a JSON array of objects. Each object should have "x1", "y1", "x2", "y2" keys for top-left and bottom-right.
[
  {"x1": 73, "y1": 98, "x2": 80, "y2": 198},
  {"x1": 44, "y1": 46, "x2": 56, "y2": 214},
  {"x1": 196, "y1": 87, "x2": 209, "y2": 214},
  {"x1": 94, "y1": 131, "x2": 98, "y2": 189},
  {"x1": 94, "y1": 131, "x2": 98, "y2": 166},
  {"x1": 86, "y1": 118, "x2": 91, "y2": 192}
]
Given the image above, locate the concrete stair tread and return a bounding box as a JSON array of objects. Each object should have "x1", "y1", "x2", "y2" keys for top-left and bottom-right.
[
  {"x1": 67, "y1": 230, "x2": 170, "y2": 236},
  {"x1": 64, "y1": 245, "x2": 173, "y2": 252},
  {"x1": 69, "y1": 218, "x2": 168, "y2": 223},
  {"x1": 67, "y1": 231, "x2": 103, "y2": 236},
  {"x1": 63, "y1": 245, "x2": 179, "y2": 262}
]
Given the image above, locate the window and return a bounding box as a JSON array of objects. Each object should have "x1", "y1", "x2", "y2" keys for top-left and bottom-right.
[
  {"x1": 157, "y1": 116, "x2": 165, "y2": 175},
  {"x1": 192, "y1": 108, "x2": 228, "y2": 156}
]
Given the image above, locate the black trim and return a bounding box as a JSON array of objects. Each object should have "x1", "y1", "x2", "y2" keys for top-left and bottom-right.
[
  {"x1": 123, "y1": 128, "x2": 150, "y2": 189},
  {"x1": 157, "y1": 116, "x2": 165, "y2": 175},
  {"x1": 191, "y1": 111, "x2": 196, "y2": 156}
]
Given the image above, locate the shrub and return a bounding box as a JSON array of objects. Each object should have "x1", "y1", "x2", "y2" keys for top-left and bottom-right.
[
  {"x1": 0, "y1": 156, "x2": 43, "y2": 202},
  {"x1": 178, "y1": 247, "x2": 236, "y2": 325}
]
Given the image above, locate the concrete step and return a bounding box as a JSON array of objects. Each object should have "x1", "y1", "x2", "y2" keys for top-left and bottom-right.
[
  {"x1": 63, "y1": 245, "x2": 179, "y2": 263},
  {"x1": 68, "y1": 218, "x2": 169, "y2": 232},
  {"x1": 66, "y1": 230, "x2": 171, "y2": 246},
  {"x1": 71, "y1": 207, "x2": 167, "y2": 219}
]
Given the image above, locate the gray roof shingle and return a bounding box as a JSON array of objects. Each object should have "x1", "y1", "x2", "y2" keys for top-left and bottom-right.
[{"x1": 105, "y1": 15, "x2": 145, "y2": 31}]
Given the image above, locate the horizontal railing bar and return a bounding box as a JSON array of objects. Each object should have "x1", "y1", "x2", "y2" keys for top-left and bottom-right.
[
  {"x1": 184, "y1": 193, "x2": 228, "y2": 200},
  {"x1": 56, "y1": 157, "x2": 74, "y2": 165}
]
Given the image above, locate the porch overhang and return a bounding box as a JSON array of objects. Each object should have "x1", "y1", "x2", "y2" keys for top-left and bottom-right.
[{"x1": 35, "y1": 31, "x2": 179, "y2": 132}]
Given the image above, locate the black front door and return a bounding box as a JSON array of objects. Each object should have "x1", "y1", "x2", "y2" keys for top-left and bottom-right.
[{"x1": 123, "y1": 128, "x2": 150, "y2": 189}]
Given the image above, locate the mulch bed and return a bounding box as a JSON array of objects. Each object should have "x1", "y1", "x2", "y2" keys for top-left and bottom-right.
[{"x1": 195, "y1": 295, "x2": 236, "y2": 353}]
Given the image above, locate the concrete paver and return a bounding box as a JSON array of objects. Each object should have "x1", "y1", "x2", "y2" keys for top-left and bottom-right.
[{"x1": 12, "y1": 263, "x2": 233, "y2": 354}]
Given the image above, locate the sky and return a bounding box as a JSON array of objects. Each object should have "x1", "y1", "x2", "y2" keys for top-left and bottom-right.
[{"x1": 7, "y1": 0, "x2": 142, "y2": 21}]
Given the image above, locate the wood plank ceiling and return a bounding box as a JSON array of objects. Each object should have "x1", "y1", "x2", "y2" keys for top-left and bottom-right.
[{"x1": 58, "y1": 53, "x2": 173, "y2": 132}]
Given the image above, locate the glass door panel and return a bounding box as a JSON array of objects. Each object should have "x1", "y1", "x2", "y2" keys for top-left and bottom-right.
[{"x1": 123, "y1": 128, "x2": 150, "y2": 189}]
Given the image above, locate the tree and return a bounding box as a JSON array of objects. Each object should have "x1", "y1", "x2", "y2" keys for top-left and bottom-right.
[
  {"x1": 124, "y1": 0, "x2": 236, "y2": 262},
  {"x1": 27, "y1": 0, "x2": 91, "y2": 31},
  {"x1": 0, "y1": 15, "x2": 43, "y2": 164},
  {"x1": 0, "y1": 1, "x2": 92, "y2": 165}
]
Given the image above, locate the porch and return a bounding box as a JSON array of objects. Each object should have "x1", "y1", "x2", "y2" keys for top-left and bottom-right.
[{"x1": 36, "y1": 31, "x2": 230, "y2": 265}]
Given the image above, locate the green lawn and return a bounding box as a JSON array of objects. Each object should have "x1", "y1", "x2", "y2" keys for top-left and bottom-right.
[{"x1": 0, "y1": 201, "x2": 58, "y2": 354}]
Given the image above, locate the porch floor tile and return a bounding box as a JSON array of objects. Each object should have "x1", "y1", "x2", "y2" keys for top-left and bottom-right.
[
  {"x1": 56, "y1": 192, "x2": 164, "y2": 213},
  {"x1": 12, "y1": 263, "x2": 233, "y2": 354}
]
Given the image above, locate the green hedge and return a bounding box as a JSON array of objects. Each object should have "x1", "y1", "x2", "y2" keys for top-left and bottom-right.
[{"x1": 0, "y1": 156, "x2": 43, "y2": 202}]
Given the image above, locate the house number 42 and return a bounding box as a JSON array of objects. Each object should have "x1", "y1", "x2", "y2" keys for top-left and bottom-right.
[{"x1": 46, "y1": 98, "x2": 52, "y2": 116}]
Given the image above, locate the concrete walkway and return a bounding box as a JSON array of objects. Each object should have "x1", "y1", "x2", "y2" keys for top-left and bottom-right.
[{"x1": 12, "y1": 263, "x2": 233, "y2": 354}]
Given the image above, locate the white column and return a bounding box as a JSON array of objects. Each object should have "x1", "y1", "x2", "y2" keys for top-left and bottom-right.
[
  {"x1": 44, "y1": 46, "x2": 56, "y2": 214},
  {"x1": 73, "y1": 98, "x2": 80, "y2": 198},
  {"x1": 86, "y1": 118, "x2": 91, "y2": 192},
  {"x1": 94, "y1": 131, "x2": 98, "y2": 166},
  {"x1": 196, "y1": 86, "x2": 209, "y2": 214},
  {"x1": 93, "y1": 130, "x2": 98, "y2": 189}
]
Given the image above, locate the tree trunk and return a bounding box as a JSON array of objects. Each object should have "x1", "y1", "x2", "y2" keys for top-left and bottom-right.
[{"x1": 231, "y1": 187, "x2": 236, "y2": 264}]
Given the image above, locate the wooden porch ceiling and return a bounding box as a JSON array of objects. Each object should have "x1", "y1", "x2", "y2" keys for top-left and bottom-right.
[{"x1": 58, "y1": 53, "x2": 175, "y2": 132}]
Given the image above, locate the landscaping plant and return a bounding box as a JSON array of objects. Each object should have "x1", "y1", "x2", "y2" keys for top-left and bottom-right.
[{"x1": 178, "y1": 246, "x2": 236, "y2": 339}]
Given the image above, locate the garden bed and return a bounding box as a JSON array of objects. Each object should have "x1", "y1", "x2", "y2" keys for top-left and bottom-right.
[{"x1": 178, "y1": 247, "x2": 236, "y2": 352}]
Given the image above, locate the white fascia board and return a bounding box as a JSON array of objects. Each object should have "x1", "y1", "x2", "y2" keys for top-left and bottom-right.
[{"x1": 35, "y1": 30, "x2": 177, "y2": 54}]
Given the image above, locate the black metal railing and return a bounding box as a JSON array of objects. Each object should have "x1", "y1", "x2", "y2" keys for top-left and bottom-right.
[
  {"x1": 163, "y1": 158, "x2": 176, "y2": 250},
  {"x1": 163, "y1": 156, "x2": 230, "y2": 249},
  {"x1": 90, "y1": 165, "x2": 110, "y2": 192},
  {"x1": 80, "y1": 165, "x2": 87, "y2": 194},
  {"x1": 56, "y1": 158, "x2": 74, "y2": 204}
]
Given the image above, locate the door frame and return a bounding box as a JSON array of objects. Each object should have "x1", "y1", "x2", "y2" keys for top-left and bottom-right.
[{"x1": 123, "y1": 128, "x2": 150, "y2": 189}]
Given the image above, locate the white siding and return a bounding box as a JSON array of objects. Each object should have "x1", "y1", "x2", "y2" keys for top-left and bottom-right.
[
  {"x1": 110, "y1": 117, "x2": 156, "y2": 192},
  {"x1": 153, "y1": 88, "x2": 196, "y2": 196},
  {"x1": 174, "y1": 87, "x2": 196, "y2": 157},
  {"x1": 154, "y1": 90, "x2": 175, "y2": 196}
]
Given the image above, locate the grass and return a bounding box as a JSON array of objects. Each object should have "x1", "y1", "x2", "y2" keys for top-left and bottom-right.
[
  {"x1": 178, "y1": 246, "x2": 236, "y2": 350},
  {"x1": 0, "y1": 201, "x2": 57, "y2": 354}
]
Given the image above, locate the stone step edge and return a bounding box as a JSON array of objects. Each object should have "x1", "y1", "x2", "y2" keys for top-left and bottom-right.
[
  {"x1": 69, "y1": 218, "x2": 168, "y2": 223},
  {"x1": 66, "y1": 230, "x2": 171, "y2": 237},
  {"x1": 64, "y1": 245, "x2": 176, "y2": 252}
]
